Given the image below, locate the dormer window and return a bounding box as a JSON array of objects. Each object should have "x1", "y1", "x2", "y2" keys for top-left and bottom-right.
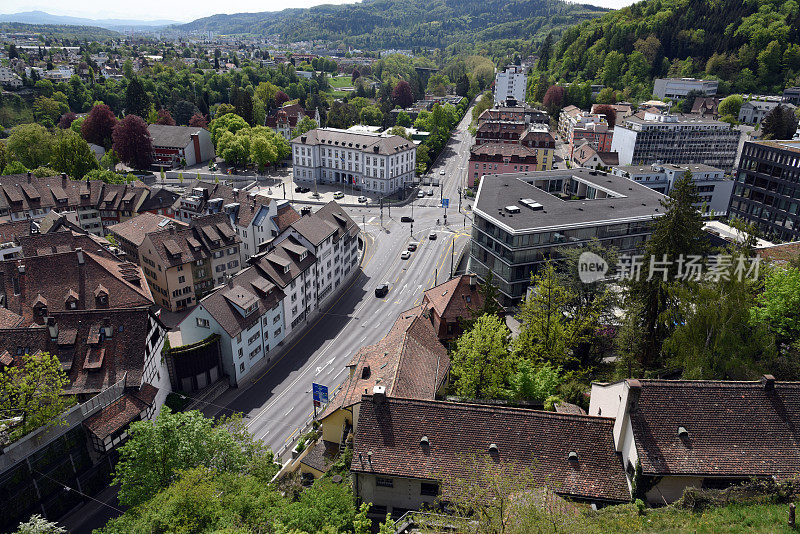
[{"x1": 283, "y1": 265, "x2": 290, "y2": 274}]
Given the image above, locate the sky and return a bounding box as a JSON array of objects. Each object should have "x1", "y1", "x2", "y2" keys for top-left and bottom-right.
[{"x1": 0, "y1": 0, "x2": 635, "y2": 23}]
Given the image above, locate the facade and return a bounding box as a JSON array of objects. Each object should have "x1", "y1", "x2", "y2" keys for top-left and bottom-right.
[
  {"x1": 476, "y1": 104, "x2": 549, "y2": 126},
  {"x1": 468, "y1": 143, "x2": 542, "y2": 188},
  {"x1": 179, "y1": 266, "x2": 286, "y2": 386},
  {"x1": 470, "y1": 169, "x2": 664, "y2": 303},
  {"x1": 571, "y1": 141, "x2": 619, "y2": 169},
  {"x1": 612, "y1": 162, "x2": 734, "y2": 216},
  {"x1": 147, "y1": 125, "x2": 215, "y2": 169},
  {"x1": 265, "y1": 103, "x2": 318, "y2": 139},
  {"x1": 653, "y1": 78, "x2": 718, "y2": 100},
  {"x1": 352, "y1": 394, "x2": 630, "y2": 516},
  {"x1": 0, "y1": 66, "x2": 22, "y2": 88},
  {"x1": 570, "y1": 121, "x2": 613, "y2": 156},
  {"x1": 421, "y1": 274, "x2": 487, "y2": 341},
  {"x1": 291, "y1": 128, "x2": 416, "y2": 195},
  {"x1": 139, "y1": 214, "x2": 242, "y2": 311},
  {"x1": 738, "y1": 100, "x2": 796, "y2": 125},
  {"x1": 493, "y1": 66, "x2": 527, "y2": 105},
  {"x1": 727, "y1": 140, "x2": 800, "y2": 242},
  {"x1": 782, "y1": 86, "x2": 800, "y2": 106},
  {"x1": 589, "y1": 377, "x2": 800, "y2": 504},
  {"x1": 610, "y1": 112, "x2": 740, "y2": 170}
]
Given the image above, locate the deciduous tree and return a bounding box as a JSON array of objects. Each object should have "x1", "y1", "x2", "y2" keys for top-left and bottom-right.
[
  {"x1": 51, "y1": 129, "x2": 99, "y2": 179},
  {"x1": 7, "y1": 123, "x2": 54, "y2": 169},
  {"x1": 82, "y1": 103, "x2": 117, "y2": 149},
  {"x1": 391, "y1": 80, "x2": 413, "y2": 108},
  {"x1": 451, "y1": 314, "x2": 513, "y2": 399},
  {"x1": 124, "y1": 76, "x2": 150, "y2": 118},
  {"x1": 112, "y1": 114, "x2": 152, "y2": 170}
]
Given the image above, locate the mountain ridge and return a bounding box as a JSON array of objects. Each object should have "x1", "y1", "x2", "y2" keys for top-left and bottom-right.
[{"x1": 0, "y1": 10, "x2": 181, "y2": 30}]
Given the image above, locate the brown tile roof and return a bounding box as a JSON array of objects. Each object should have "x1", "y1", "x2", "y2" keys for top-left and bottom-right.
[
  {"x1": 312, "y1": 201, "x2": 358, "y2": 242},
  {"x1": 470, "y1": 143, "x2": 540, "y2": 160},
  {"x1": 629, "y1": 378, "x2": 800, "y2": 478},
  {"x1": 0, "y1": 307, "x2": 23, "y2": 328},
  {"x1": 273, "y1": 203, "x2": 301, "y2": 233},
  {"x1": 320, "y1": 306, "x2": 449, "y2": 419},
  {"x1": 83, "y1": 390, "x2": 151, "y2": 440},
  {"x1": 422, "y1": 275, "x2": 483, "y2": 324},
  {"x1": 175, "y1": 181, "x2": 278, "y2": 230},
  {"x1": 108, "y1": 213, "x2": 186, "y2": 248},
  {"x1": 352, "y1": 397, "x2": 629, "y2": 503},
  {"x1": 254, "y1": 236, "x2": 316, "y2": 288},
  {"x1": 145, "y1": 213, "x2": 239, "y2": 268},
  {"x1": 291, "y1": 215, "x2": 336, "y2": 246},
  {"x1": 18, "y1": 231, "x2": 114, "y2": 260},
  {"x1": 0, "y1": 219, "x2": 36, "y2": 243}
]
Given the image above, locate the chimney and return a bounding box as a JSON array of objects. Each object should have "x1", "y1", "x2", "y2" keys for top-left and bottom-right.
[
  {"x1": 372, "y1": 385, "x2": 386, "y2": 403},
  {"x1": 612, "y1": 379, "x2": 641, "y2": 452},
  {"x1": 169, "y1": 224, "x2": 175, "y2": 235},
  {"x1": 761, "y1": 374, "x2": 775, "y2": 391},
  {"x1": 76, "y1": 247, "x2": 84, "y2": 264},
  {"x1": 27, "y1": 172, "x2": 31, "y2": 182},
  {"x1": 61, "y1": 173, "x2": 67, "y2": 188}
]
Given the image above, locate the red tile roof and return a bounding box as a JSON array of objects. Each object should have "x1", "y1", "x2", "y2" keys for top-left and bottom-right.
[
  {"x1": 422, "y1": 275, "x2": 483, "y2": 325},
  {"x1": 83, "y1": 389, "x2": 152, "y2": 440},
  {"x1": 352, "y1": 397, "x2": 629, "y2": 503}
]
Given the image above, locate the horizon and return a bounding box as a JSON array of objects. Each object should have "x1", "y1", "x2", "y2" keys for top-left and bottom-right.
[{"x1": 0, "y1": 0, "x2": 634, "y2": 25}]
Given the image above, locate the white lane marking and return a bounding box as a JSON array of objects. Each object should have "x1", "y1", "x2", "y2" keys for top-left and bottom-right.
[
  {"x1": 368, "y1": 217, "x2": 375, "y2": 223},
  {"x1": 285, "y1": 407, "x2": 294, "y2": 416}
]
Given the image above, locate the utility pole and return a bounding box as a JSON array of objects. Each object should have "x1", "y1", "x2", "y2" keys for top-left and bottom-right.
[
  {"x1": 450, "y1": 235, "x2": 455, "y2": 278},
  {"x1": 435, "y1": 268, "x2": 437, "y2": 286},
  {"x1": 362, "y1": 215, "x2": 365, "y2": 234}
]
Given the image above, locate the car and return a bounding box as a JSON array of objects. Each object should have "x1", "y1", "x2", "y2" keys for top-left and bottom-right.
[
  {"x1": 407, "y1": 242, "x2": 418, "y2": 251},
  {"x1": 429, "y1": 232, "x2": 437, "y2": 240},
  {"x1": 333, "y1": 191, "x2": 344, "y2": 199},
  {"x1": 357, "y1": 196, "x2": 367, "y2": 203},
  {"x1": 417, "y1": 191, "x2": 425, "y2": 198},
  {"x1": 439, "y1": 170, "x2": 446, "y2": 175},
  {"x1": 427, "y1": 189, "x2": 434, "y2": 196},
  {"x1": 295, "y1": 186, "x2": 303, "y2": 193},
  {"x1": 400, "y1": 216, "x2": 414, "y2": 223},
  {"x1": 401, "y1": 251, "x2": 411, "y2": 260},
  {"x1": 300, "y1": 206, "x2": 312, "y2": 215},
  {"x1": 375, "y1": 283, "x2": 389, "y2": 298}
]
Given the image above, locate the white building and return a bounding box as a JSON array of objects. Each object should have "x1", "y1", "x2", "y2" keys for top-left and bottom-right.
[
  {"x1": 179, "y1": 266, "x2": 287, "y2": 386},
  {"x1": 0, "y1": 66, "x2": 22, "y2": 88},
  {"x1": 738, "y1": 100, "x2": 796, "y2": 125},
  {"x1": 653, "y1": 78, "x2": 718, "y2": 100},
  {"x1": 612, "y1": 162, "x2": 734, "y2": 216},
  {"x1": 494, "y1": 65, "x2": 527, "y2": 105},
  {"x1": 291, "y1": 128, "x2": 416, "y2": 195}
]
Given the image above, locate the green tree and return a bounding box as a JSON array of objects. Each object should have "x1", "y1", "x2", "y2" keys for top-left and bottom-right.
[
  {"x1": 0, "y1": 351, "x2": 70, "y2": 442},
  {"x1": 209, "y1": 112, "x2": 249, "y2": 146},
  {"x1": 751, "y1": 266, "x2": 800, "y2": 347},
  {"x1": 32, "y1": 96, "x2": 67, "y2": 127},
  {"x1": 7, "y1": 123, "x2": 54, "y2": 169},
  {"x1": 396, "y1": 110, "x2": 412, "y2": 127},
  {"x1": 506, "y1": 360, "x2": 563, "y2": 404},
  {"x1": 124, "y1": 76, "x2": 150, "y2": 118},
  {"x1": 761, "y1": 105, "x2": 799, "y2": 140},
  {"x1": 13, "y1": 514, "x2": 66, "y2": 534},
  {"x1": 51, "y1": 129, "x2": 99, "y2": 179},
  {"x1": 451, "y1": 314, "x2": 513, "y2": 399},
  {"x1": 251, "y1": 134, "x2": 278, "y2": 171},
  {"x1": 718, "y1": 94, "x2": 744, "y2": 118}
]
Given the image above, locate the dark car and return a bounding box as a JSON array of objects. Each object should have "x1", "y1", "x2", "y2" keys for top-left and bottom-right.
[
  {"x1": 375, "y1": 283, "x2": 389, "y2": 297},
  {"x1": 400, "y1": 216, "x2": 414, "y2": 223},
  {"x1": 301, "y1": 187, "x2": 311, "y2": 193},
  {"x1": 295, "y1": 186, "x2": 303, "y2": 193},
  {"x1": 300, "y1": 206, "x2": 312, "y2": 215}
]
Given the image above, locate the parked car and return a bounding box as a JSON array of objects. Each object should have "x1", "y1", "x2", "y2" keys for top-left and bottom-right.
[
  {"x1": 417, "y1": 190, "x2": 425, "y2": 198},
  {"x1": 427, "y1": 189, "x2": 434, "y2": 196},
  {"x1": 333, "y1": 191, "x2": 344, "y2": 199},
  {"x1": 301, "y1": 206, "x2": 312, "y2": 215},
  {"x1": 357, "y1": 196, "x2": 367, "y2": 203},
  {"x1": 300, "y1": 187, "x2": 311, "y2": 193},
  {"x1": 400, "y1": 216, "x2": 414, "y2": 223},
  {"x1": 295, "y1": 186, "x2": 303, "y2": 193},
  {"x1": 401, "y1": 251, "x2": 411, "y2": 260},
  {"x1": 439, "y1": 170, "x2": 446, "y2": 175},
  {"x1": 429, "y1": 232, "x2": 437, "y2": 240},
  {"x1": 375, "y1": 283, "x2": 389, "y2": 297},
  {"x1": 408, "y1": 242, "x2": 418, "y2": 251}
]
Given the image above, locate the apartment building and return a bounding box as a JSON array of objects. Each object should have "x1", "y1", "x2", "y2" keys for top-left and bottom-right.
[
  {"x1": 738, "y1": 100, "x2": 796, "y2": 125},
  {"x1": 179, "y1": 266, "x2": 286, "y2": 386},
  {"x1": 470, "y1": 169, "x2": 664, "y2": 303},
  {"x1": 291, "y1": 128, "x2": 416, "y2": 195},
  {"x1": 0, "y1": 66, "x2": 22, "y2": 88},
  {"x1": 468, "y1": 143, "x2": 543, "y2": 188},
  {"x1": 107, "y1": 212, "x2": 189, "y2": 262},
  {"x1": 612, "y1": 162, "x2": 734, "y2": 216},
  {"x1": 610, "y1": 112, "x2": 740, "y2": 170},
  {"x1": 173, "y1": 181, "x2": 300, "y2": 262},
  {"x1": 653, "y1": 78, "x2": 718, "y2": 100},
  {"x1": 727, "y1": 140, "x2": 800, "y2": 242},
  {"x1": 476, "y1": 104, "x2": 548, "y2": 126},
  {"x1": 139, "y1": 214, "x2": 242, "y2": 311},
  {"x1": 493, "y1": 66, "x2": 527, "y2": 105}
]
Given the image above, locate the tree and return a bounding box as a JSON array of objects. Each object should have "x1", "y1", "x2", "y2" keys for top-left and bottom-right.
[
  {"x1": 112, "y1": 114, "x2": 152, "y2": 170},
  {"x1": 751, "y1": 266, "x2": 800, "y2": 347},
  {"x1": 33, "y1": 96, "x2": 67, "y2": 126},
  {"x1": 0, "y1": 137, "x2": 8, "y2": 173},
  {"x1": 124, "y1": 76, "x2": 149, "y2": 118},
  {"x1": 392, "y1": 80, "x2": 414, "y2": 108},
  {"x1": 681, "y1": 89, "x2": 705, "y2": 113},
  {"x1": 592, "y1": 104, "x2": 617, "y2": 129},
  {"x1": 537, "y1": 33, "x2": 554, "y2": 71},
  {"x1": 155, "y1": 108, "x2": 175, "y2": 126},
  {"x1": 596, "y1": 87, "x2": 617, "y2": 104},
  {"x1": 291, "y1": 115, "x2": 317, "y2": 138},
  {"x1": 351, "y1": 68, "x2": 361, "y2": 83},
  {"x1": 14, "y1": 514, "x2": 66, "y2": 534},
  {"x1": 82, "y1": 103, "x2": 117, "y2": 149},
  {"x1": 506, "y1": 360, "x2": 563, "y2": 404},
  {"x1": 396, "y1": 110, "x2": 412, "y2": 127},
  {"x1": 455, "y1": 73, "x2": 470, "y2": 97},
  {"x1": 232, "y1": 86, "x2": 254, "y2": 125},
  {"x1": 0, "y1": 351, "x2": 70, "y2": 442},
  {"x1": 275, "y1": 90, "x2": 290, "y2": 107},
  {"x1": 215, "y1": 103, "x2": 236, "y2": 118},
  {"x1": 542, "y1": 85, "x2": 564, "y2": 115},
  {"x1": 188, "y1": 112, "x2": 208, "y2": 128},
  {"x1": 451, "y1": 314, "x2": 513, "y2": 399},
  {"x1": 7, "y1": 123, "x2": 54, "y2": 169},
  {"x1": 51, "y1": 129, "x2": 99, "y2": 179},
  {"x1": 99, "y1": 149, "x2": 119, "y2": 171},
  {"x1": 58, "y1": 112, "x2": 77, "y2": 129},
  {"x1": 112, "y1": 408, "x2": 275, "y2": 507},
  {"x1": 209, "y1": 112, "x2": 249, "y2": 146},
  {"x1": 761, "y1": 105, "x2": 799, "y2": 140},
  {"x1": 717, "y1": 94, "x2": 743, "y2": 118},
  {"x1": 171, "y1": 100, "x2": 199, "y2": 126},
  {"x1": 251, "y1": 134, "x2": 278, "y2": 170}
]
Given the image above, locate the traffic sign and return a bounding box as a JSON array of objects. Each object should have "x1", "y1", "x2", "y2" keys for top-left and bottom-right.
[
  {"x1": 312, "y1": 383, "x2": 329, "y2": 407},
  {"x1": 442, "y1": 198, "x2": 449, "y2": 208}
]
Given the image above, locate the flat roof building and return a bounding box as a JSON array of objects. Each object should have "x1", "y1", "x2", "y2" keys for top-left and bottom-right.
[{"x1": 653, "y1": 78, "x2": 718, "y2": 100}]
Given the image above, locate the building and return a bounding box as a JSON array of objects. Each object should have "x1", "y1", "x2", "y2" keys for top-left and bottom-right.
[
  {"x1": 138, "y1": 187, "x2": 180, "y2": 217},
  {"x1": 139, "y1": 214, "x2": 242, "y2": 311},
  {"x1": 468, "y1": 143, "x2": 542, "y2": 188},
  {"x1": 148, "y1": 125, "x2": 215, "y2": 169},
  {"x1": 179, "y1": 266, "x2": 286, "y2": 386},
  {"x1": 689, "y1": 97, "x2": 721, "y2": 117},
  {"x1": 476, "y1": 103, "x2": 549, "y2": 126},
  {"x1": 727, "y1": 140, "x2": 800, "y2": 242},
  {"x1": 475, "y1": 121, "x2": 528, "y2": 145},
  {"x1": 352, "y1": 394, "x2": 630, "y2": 516},
  {"x1": 738, "y1": 100, "x2": 796, "y2": 125},
  {"x1": 571, "y1": 141, "x2": 619, "y2": 169},
  {"x1": 107, "y1": 212, "x2": 189, "y2": 262},
  {"x1": 494, "y1": 66, "x2": 527, "y2": 105},
  {"x1": 589, "y1": 377, "x2": 800, "y2": 504},
  {"x1": 265, "y1": 103, "x2": 318, "y2": 140},
  {"x1": 173, "y1": 181, "x2": 300, "y2": 262},
  {"x1": 653, "y1": 78, "x2": 718, "y2": 100},
  {"x1": 590, "y1": 103, "x2": 635, "y2": 125},
  {"x1": 612, "y1": 162, "x2": 734, "y2": 216},
  {"x1": 421, "y1": 274, "x2": 487, "y2": 341},
  {"x1": 291, "y1": 128, "x2": 416, "y2": 196},
  {"x1": 0, "y1": 66, "x2": 22, "y2": 88},
  {"x1": 470, "y1": 169, "x2": 664, "y2": 303},
  {"x1": 558, "y1": 108, "x2": 612, "y2": 155},
  {"x1": 610, "y1": 112, "x2": 740, "y2": 170},
  {"x1": 783, "y1": 87, "x2": 800, "y2": 106}
]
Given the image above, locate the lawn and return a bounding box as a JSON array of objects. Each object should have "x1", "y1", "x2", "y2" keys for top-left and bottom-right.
[{"x1": 328, "y1": 75, "x2": 354, "y2": 88}]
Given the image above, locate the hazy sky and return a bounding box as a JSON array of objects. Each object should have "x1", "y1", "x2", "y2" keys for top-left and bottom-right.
[{"x1": 0, "y1": 0, "x2": 634, "y2": 23}]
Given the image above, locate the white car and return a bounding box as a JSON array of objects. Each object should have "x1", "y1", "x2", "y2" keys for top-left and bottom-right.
[
  {"x1": 439, "y1": 170, "x2": 446, "y2": 175},
  {"x1": 417, "y1": 191, "x2": 425, "y2": 198},
  {"x1": 333, "y1": 191, "x2": 344, "y2": 199},
  {"x1": 401, "y1": 251, "x2": 411, "y2": 260},
  {"x1": 357, "y1": 196, "x2": 367, "y2": 203}
]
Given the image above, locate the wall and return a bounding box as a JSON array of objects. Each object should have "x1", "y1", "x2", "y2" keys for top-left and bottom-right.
[
  {"x1": 609, "y1": 127, "x2": 638, "y2": 166},
  {"x1": 647, "y1": 476, "x2": 704, "y2": 505},
  {"x1": 356, "y1": 473, "x2": 438, "y2": 513}
]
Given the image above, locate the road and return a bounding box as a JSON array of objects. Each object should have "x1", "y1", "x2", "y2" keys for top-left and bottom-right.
[{"x1": 203, "y1": 105, "x2": 476, "y2": 458}]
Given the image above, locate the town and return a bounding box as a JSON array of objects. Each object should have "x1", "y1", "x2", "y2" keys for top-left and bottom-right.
[{"x1": 1, "y1": 0, "x2": 800, "y2": 532}]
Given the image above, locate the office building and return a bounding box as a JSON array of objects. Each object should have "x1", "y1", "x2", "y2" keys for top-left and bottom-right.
[
  {"x1": 493, "y1": 66, "x2": 527, "y2": 105},
  {"x1": 653, "y1": 78, "x2": 718, "y2": 100}
]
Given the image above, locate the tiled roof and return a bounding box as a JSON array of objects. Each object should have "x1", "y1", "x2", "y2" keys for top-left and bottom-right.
[
  {"x1": 147, "y1": 124, "x2": 208, "y2": 149},
  {"x1": 300, "y1": 439, "x2": 339, "y2": 473},
  {"x1": 312, "y1": 201, "x2": 358, "y2": 242},
  {"x1": 108, "y1": 212, "x2": 187, "y2": 248},
  {"x1": 145, "y1": 213, "x2": 239, "y2": 268},
  {"x1": 175, "y1": 180, "x2": 277, "y2": 229},
  {"x1": 139, "y1": 187, "x2": 180, "y2": 213},
  {"x1": 273, "y1": 203, "x2": 301, "y2": 233},
  {"x1": 470, "y1": 143, "x2": 539, "y2": 159},
  {"x1": 422, "y1": 275, "x2": 483, "y2": 324},
  {"x1": 320, "y1": 306, "x2": 449, "y2": 419},
  {"x1": 254, "y1": 236, "x2": 316, "y2": 288},
  {"x1": 18, "y1": 231, "x2": 115, "y2": 260},
  {"x1": 0, "y1": 219, "x2": 36, "y2": 243},
  {"x1": 291, "y1": 215, "x2": 336, "y2": 246},
  {"x1": 630, "y1": 378, "x2": 800, "y2": 478},
  {"x1": 352, "y1": 397, "x2": 629, "y2": 503},
  {"x1": 83, "y1": 389, "x2": 152, "y2": 440}
]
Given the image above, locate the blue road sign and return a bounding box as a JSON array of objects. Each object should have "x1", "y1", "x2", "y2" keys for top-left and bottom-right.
[
  {"x1": 442, "y1": 198, "x2": 449, "y2": 208},
  {"x1": 312, "y1": 383, "x2": 329, "y2": 407}
]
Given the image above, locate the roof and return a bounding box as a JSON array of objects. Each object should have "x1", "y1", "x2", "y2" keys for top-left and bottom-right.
[
  {"x1": 197, "y1": 266, "x2": 285, "y2": 338},
  {"x1": 138, "y1": 187, "x2": 180, "y2": 213},
  {"x1": 175, "y1": 180, "x2": 279, "y2": 230},
  {"x1": 272, "y1": 203, "x2": 301, "y2": 232},
  {"x1": 147, "y1": 124, "x2": 208, "y2": 148},
  {"x1": 254, "y1": 236, "x2": 316, "y2": 288},
  {"x1": 470, "y1": 143, "x2": 540, "y2": 160},
  {"x1": 474, "y1": 169, "x2": 665, "y2": 234},
  {"x1": 292, "y1": 128, "x2": 415, "y2": 156},
  {"x1": 0, "y1": 219, "x2": 37, "y2": 243},
  {"x1": 352, "y1": 397, "x2": 629, "y2": 503},
  {"x1": 320, "y1": 306, "x2": 449, "y2": 419},
  {"x1": 108, "y1": 212, "x2": 187, "y2": 248},
  {"x1": 83, "y1": 388, "x2": 153, "y2": 440},
  {"x1": 758, "y1": 241, "x2": 800, "y2": 264},
  {"x1": 299, "y1": 439, "x2": 339, "y2": 473},
  {"x1": 628, "y1": 378, "x2": 800, "y2": 478},
  {"x1": 144, "y1": 214, "x2": 239, "y2": 268},
  {"x1": 422, "y1": 275, "x2": 483, "y2": 324},
  {"x1": 18, "y1": 231, "x2": 115, "y2": 260}
]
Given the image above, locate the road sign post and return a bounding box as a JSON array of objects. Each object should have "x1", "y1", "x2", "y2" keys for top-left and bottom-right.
[{"x1": 312, "y1": 383, "x2": 329, "y2": 418}]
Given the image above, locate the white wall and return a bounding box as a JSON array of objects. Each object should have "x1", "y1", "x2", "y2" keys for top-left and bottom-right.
[
  {"x1": 356, "y1": 473, "x2": 438, "y2": 512},
  {"x1": 609, "y1": 127, "x2": 638, "y2": 166}
]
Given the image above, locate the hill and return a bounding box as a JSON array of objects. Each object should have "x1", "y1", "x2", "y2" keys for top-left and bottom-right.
[
  {"x1": 543, "y1": 0, "x2": 800, "y2": 98},
  {"x1": 177, "y1": 0, "x2": 608, "y2": 50},
  {"x1": 0, "y1": 21, "x2": 120, "y2": 40},
  {"x1": 0, "y1": 11, "x2": 180, "y2": 30}
]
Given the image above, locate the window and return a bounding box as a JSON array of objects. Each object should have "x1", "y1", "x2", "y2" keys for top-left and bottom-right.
[
  {"x1": 274, "y1": 328, "x2": 281, "y2": 337},
  {"x1": 238, "y1": 347, "x2": 243, "y2": 357},
  {"x1": 196, "y1": 317, "x2": 210, "y2": 328},
  {"x1": 239, "y1": 362, "x2": 245, "y2": 373},
  {"x1": 273, "y1": 315, "x2": 281, "y2": 324},
  {"x1": 376, "y1": 477, "x2": 394, "y2": 488},
  {"x1": 178, "y1": 275, "x2": 185, "y2": 283},
  {"x1": 248, "y1": 333, "x2": 259, "y2": 345},
  {"x1": 420, "y1": 482, "x2": 439, "y2": 496}
]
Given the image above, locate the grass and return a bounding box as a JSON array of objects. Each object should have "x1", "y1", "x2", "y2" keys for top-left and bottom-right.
[{"x1": 328, "y1": 75, "x2": 354, "y2": 88}]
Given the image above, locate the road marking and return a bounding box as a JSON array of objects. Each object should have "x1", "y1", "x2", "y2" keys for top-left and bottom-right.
[
  {"x1": 368, "y1": 216, "x2": 375, "y2": 223},
  {"x1": 285, "y1": 407, "x2": 294, "y2": 416}
]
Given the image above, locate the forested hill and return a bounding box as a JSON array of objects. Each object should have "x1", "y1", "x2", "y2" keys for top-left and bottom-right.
[
  {"x1": 178, "y1": 0, "x2": 608, "y2": 49},
  {"x1": 543, "y1": 0, "x2": 800, "y2": 98}
]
